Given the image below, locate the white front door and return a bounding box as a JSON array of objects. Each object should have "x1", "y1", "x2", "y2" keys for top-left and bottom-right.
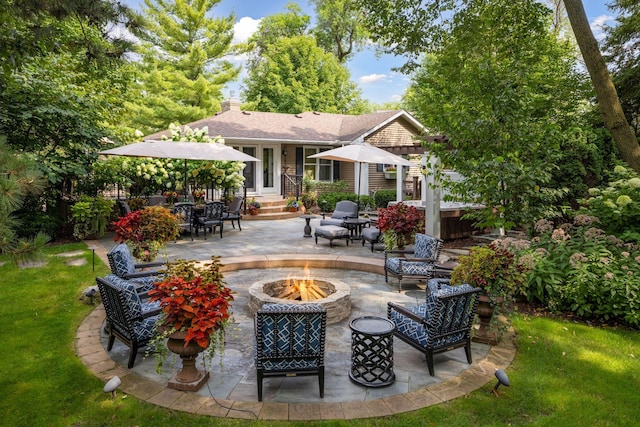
[{"x1": 261, "y1": 145, "x2": 278, "y2": 194}]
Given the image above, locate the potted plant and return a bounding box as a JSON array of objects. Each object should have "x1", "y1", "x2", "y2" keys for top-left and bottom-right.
[
  {"x1": 384, "y1": 165, "x2": 397, "y2": 179},
  {"x1": 248, "y1": 198, "x2": 261, "y2": 215},
  {"x1": 192, "y1": 189, "x2": 206, "y2": 205},
  {"x1": 112, "y1": 206, "x2": 180, "y2": 262},
  {"x1": 285, "y1": 196, "x2": 300, "y2": 212},
  {"x1": 450, "y1": 239, "x2": 531, "y2": 344},
  {"x1": 71, "y1": 195, "x2": 115, "y2": 240},
  {"x1": 377, "y1": 202, "x2": 424, "y2": 250},
  {"x1": 148, "y1": 257, "x2": 234, "y2": 391}
]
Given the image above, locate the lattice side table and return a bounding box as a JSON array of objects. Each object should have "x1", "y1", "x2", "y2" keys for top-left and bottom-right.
[{"x1": 349, "y1": 316, "x2": 395, "y2": 387}]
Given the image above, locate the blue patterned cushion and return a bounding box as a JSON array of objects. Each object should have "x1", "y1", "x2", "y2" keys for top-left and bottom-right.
[
  {"x1": 414, "y1": 234, "x2": 442, "y2": 259},
  {"x1": 390, "y1": 283, "x2": 475, "y2": 348},
  {"x1": 107, "y1": 243, "x2": 136, "y2": 277},
  {"x1": 255, "y1": 303, "x2": 325, "y2": 370},
  {"x1": 103, "y1": 275, "x2": 143, "y2": 318},
  {"x1": 385, "y1": 257, "x2": 436, "y2": 277},
  {"x1": 133, "y1": 315, "x2": 160, "y2": 341}
]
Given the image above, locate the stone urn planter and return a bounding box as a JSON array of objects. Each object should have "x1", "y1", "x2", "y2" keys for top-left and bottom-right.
[
  {"x1": 473, "y1": 294, "x2": 503, "y2": 346},
  {"x1": 165, "y1": 329, "x2": 210, "y2": 391}
]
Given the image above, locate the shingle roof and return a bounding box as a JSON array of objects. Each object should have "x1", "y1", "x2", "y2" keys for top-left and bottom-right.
[{"x1": 144, "y1": 109, "x2": 418, "y2": 144}]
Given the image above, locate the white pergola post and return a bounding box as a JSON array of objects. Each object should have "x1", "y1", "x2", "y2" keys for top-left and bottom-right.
[
  {"x1": 423, "y1": 153, "x2": 441, "y2": 238},
  {"x1": 396, "y1": 166, "x2": 404, "y2": 202}
]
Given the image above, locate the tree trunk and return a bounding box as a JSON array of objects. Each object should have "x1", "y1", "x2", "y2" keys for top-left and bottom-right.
[{"x1": 564, "y1": 0, "x2": 640, "y2": 173}]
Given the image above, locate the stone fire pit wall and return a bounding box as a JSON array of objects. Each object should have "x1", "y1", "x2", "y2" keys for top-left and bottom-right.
[{"x1": 248, "y1": 278, "x2": 351, "y2": 324}]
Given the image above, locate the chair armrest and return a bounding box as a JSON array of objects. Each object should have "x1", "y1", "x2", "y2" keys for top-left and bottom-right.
[
  {"x1": 387, "y1": 302, "x2": 428, "y2": 326},
  {"x1": 134, "y1": 261, "x2": 164, "y2": 269},
  {"x1": 124, "y1": 270, "x2": 161, "y2": 279},
  {"x1": 385, "y1": 249, "x2": 415, "y2": 256},
  {"x1": 401, "y1": 257, "x2": 438, "y2": 263},
  {"x1": 134, "y1": 307, "x2": 162, "y2": 321}
]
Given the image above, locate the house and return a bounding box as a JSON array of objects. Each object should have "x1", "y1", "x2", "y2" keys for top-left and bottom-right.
[{"x1": 144, "y1": 100, "x2": 442, "y2": 199}]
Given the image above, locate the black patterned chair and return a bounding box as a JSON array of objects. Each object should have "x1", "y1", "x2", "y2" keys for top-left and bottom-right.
[
  {"x1": 117, "y1": 199, "x2": 132, "y2": 216},
  {"x1": 387, "y1": 279, "x2": 480, "y2": 376},
  {"x1": 319, "y1": 200, "x2": 358, "y2": 227},
  {"x1": 254, "y1": 303, "x2": 327, "y2": 401},
  {"x1": 107, "y1": 243, "x2": 164, "y2": 291},
  {"x1": 384, "y1": 233, "x2": 444, "y2": 291},
  {"x1": 197, "y1": 201, "x2": 224, "y2": 239},
  {"x1": 223, "y1": 196, "x2": 243, "y2": 231},
  {"x1": 96, "y1": 275, "x2": 162, "y2": 368},
  {"x1": 173, "y1": 202, "x2": 196, "y2": 241}
]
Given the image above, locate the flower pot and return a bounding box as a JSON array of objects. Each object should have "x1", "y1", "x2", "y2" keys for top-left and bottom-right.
[
  {"x1": 165, "y1": 330, "x2": 210, "y2": 391},
  {"x1": 384, "y1": 171, "x2": 397, "y2": 179},
  {"x1": 131, "y1": 243, "x2": 158, "y2": 262},
  {"x1": 288, "y1": 207, "x2": 298, "y2": 212},
  {"x1": 472, "y1": 294, "x2": 503, "y2": 345},
  {"x1": 249, "y1": 208, "x2": 259, "y2": 215}
]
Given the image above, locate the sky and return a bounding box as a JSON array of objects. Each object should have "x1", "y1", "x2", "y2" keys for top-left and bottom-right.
[{"x1": 123, "y1": 1, "x2": 615, "y2": 105}]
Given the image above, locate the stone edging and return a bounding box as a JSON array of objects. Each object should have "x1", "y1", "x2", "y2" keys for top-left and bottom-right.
[{"x1": 76, "y1": 254, "x2": 516, "y2": 420}]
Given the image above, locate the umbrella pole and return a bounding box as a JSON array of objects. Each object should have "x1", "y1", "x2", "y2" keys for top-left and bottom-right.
[{"x1": 183, "y1": 159, "x2": 189, "y2": 202}]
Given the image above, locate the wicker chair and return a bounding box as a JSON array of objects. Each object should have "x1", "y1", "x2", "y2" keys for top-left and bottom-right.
[
  {"x1": 96, "y1": 276, "x2": 161, "y2": 368},
  {"x1": 254, "y1": 303, "x2": 327, "y2": 401},
  {"x1": 387, "y1": 280, "x2": 480, "y2": 376},
  {"x1": 197, "y1": 201, "x2": 224, "y2": 239},
  {"x1": 173, "y1": 202, "x2": 196, "y2": 241},
  {"x1": 384, "y1": 233, "x2": 444, "y2": 291},
  {"x1": 106, "y1": 243, "x2": 164, "y2": 291}
]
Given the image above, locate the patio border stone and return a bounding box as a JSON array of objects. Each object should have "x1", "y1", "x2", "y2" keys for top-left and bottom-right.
[{"x1": 76, "y1": 254, "x2": 516, "y2": 420}]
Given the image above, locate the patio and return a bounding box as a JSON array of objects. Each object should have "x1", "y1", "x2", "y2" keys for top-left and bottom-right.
[{"x1": 79, "y1": 218, "x2": 516, "y2": 420}]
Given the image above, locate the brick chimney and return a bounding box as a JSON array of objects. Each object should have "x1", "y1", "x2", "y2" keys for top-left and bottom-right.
[{"x1": 221, "y1": 99, "x2": 241, "y2": 112}]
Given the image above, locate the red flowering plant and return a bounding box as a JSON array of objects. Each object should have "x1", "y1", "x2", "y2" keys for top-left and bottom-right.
[
  {"x1": 148, "y1": 257, "x2": 234, "y2": 370},
  {"x1": 112, "y1": 206, "x2": 180, "y2": 261},
  {"x1": 377, "y1": 202, "x2": 425, "y2": 250}
]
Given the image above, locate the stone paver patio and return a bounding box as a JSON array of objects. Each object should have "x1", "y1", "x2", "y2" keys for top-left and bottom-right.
[{"x1": 77, "y1": 218, "x2": 516, "y2": 420}]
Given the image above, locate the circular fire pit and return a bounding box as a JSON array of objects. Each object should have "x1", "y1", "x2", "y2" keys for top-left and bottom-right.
[{"x1": 248, "y1": 278, "x2": 351, "y2": 324}]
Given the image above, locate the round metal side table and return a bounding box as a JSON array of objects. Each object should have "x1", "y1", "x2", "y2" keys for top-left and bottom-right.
[{"x1": 349, "y1": 316, "x2": 395, "y2": 387}]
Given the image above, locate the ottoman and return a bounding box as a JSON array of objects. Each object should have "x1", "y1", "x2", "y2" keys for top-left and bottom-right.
[
  {"x1": 361, "y1": 227, "x2": 381, "y2": 252},
  {"x1": 314, "y1": 225, "x2": 350, "y2": 247}
]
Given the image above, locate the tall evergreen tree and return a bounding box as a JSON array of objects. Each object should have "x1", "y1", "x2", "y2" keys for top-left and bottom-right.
[{"x1": 126, "y1": 0, "x2": 239, "y2": 134}]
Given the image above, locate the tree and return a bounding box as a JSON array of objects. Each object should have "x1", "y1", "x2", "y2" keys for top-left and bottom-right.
[
  {"x1": 563, "y1": 0, "x2": 640, "y2": 173},
  {"x1": 243, "y1": 33, "x2": 364, "y2": 114},
  {"x1": 245, "y1": 3, "x2": 310, "y2": 57},
  {"x1": 311, "y1": 0, "x2": 369, "y2": 62},
  {"x1": 355, "y1": 0, "x2": 640, "y2": 173},
  {"x1": 125, "y1": 0, "x2": 239, "y2": 134},
  {"x1": 603, "y1": 0, "x2": 640, "y2": 136},
  {"x1": 405, "y1": 0, "x2": 589, "y2": 230}
]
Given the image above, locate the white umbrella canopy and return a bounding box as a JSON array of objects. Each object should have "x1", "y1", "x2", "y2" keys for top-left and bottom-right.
[
  {"x1": 309, "y1": 143, "x2": 412, "y2": 213},
  {"x1": 308, "y1": 142, "x2": 412, "y2": 167},
  {"x1": 99, "y1": 140, "x2": 260, "y2": 162}
]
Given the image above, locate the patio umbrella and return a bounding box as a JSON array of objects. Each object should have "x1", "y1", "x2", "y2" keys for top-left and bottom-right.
[
  {"x1": 99, "y1": 140, "x2": 260, "y2": 197},
  {"x1": 308, "y1": 142, "x2": 412, "y2": 213}
]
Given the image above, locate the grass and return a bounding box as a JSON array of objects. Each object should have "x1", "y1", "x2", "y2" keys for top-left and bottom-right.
[{"x1": 1, "y1": 243, "x2": 639, "y2": 426}]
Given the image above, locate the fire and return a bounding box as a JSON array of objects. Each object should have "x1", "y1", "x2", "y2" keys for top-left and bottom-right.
[{"x1": 277, "y1": 263, "x2": 328, "y2": 301}]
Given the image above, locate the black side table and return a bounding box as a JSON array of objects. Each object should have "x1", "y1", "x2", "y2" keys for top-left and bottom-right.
[
  {"x1": 349, "y1": 316, "x2": 395, "y2": 387},
  {"x1": 300, "y1": 214, "x2": 316, "y2": 238},
  {"x1": 343, "y1": 218, "x2": 370, "y2": 241}
]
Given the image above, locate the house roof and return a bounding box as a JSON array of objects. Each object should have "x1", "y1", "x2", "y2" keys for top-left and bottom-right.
[{"x1": 144, "y1": 109, "x2": 424, "y2": 145}]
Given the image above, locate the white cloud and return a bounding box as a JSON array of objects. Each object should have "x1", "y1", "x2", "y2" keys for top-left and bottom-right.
[
  {"x1": 390, "y1": 94, "x2": 402, "y2": 102},
  {"x1": 359, "y1": 73, "x2": 388, "y2": 84},
  {"x1": 233, "y1": 16, "x2": 261, "y2": 44},
  {"x1": 591, "y1": 14, "x2": 614, "y2": 40}
]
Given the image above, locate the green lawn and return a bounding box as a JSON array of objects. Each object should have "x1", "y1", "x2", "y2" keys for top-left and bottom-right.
[{"x1": 1, "y1": 243, "x2": 639, "y2": 426}]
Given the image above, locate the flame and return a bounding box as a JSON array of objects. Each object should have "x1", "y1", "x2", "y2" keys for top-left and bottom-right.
[{"x1": 281, "y1": 262, "x2": 324, "y2": 301}]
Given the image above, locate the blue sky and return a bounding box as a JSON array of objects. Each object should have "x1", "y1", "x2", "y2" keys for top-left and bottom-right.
[{"x1": 124, "y1": 1, "x2": 614, "y2": 105}]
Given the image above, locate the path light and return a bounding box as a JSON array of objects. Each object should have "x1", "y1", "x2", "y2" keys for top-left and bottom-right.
[
  {"x1": 492, "y1": 369, "x2": 510, "y2": 396},
  {"x1": 84, "y1": 287, "x2": 97, "y2": 305},
  {"x1": 103, "y1": 375, "x2": 122, "y2": 399}
]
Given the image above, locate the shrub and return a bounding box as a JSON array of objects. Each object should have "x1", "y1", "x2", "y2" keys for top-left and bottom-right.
[
  {"x1": 71, "y1": 195, "x2": 115, "y2": 240},
  {"x1": 14, "y1": 211, "x2": 61, "y2": 240},
  {"x1": 377, "y1": 202, "x2": 424, "y2": 249},
  {"x1": 526, "y1": 215, "x2": 640, "y2": 327},
  {"x1": 317, "y1": 191, "x2": 358, "y2": 211},
  {"x1": 374, "y1": 189, "x2": 396, "y2": 208}
]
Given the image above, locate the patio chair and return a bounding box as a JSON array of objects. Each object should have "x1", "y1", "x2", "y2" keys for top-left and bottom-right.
[
  {"x1": 254, "y1": 303, "x2": 327, "y2": 401},
  {"x1": 96, "y1": 275, "x2": 161, "y2": 368},
  {"x1": 384, "y1": 233, "x2": 444, "y2": 291},
  {"x1": 173, "y1": 202, "x2": 196, "y2": 241},
  {"x1": 223, "y1": 196, "x2": 243, "y2": 231},
  {"x1": 102, "y1": 274, "x2": 160, "y2": 311},
  {"x1": 387, "y1": 281, "x2": 480, "y2": 376},
  {"x1": 107, "y1": 243, "x2": 164, "y2": 291},
  {"x1": 319, "y1": 200, "x2": 358, "y2": 227},
  {"x1": 117, "y1": 199, "x2": 132, "y2": 216},
  {"x1": 197, "y1": 201, "x2": 224, "y2": 239}
]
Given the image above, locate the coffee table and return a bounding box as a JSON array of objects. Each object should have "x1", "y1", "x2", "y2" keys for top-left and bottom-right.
[{"x1": 343, "y1": 218, "x2": 370, "y2": 241}]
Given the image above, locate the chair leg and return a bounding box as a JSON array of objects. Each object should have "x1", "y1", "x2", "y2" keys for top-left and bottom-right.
[
  {"x1": 426, "y1": 349, "x2": 435, "y2": 376},
  {"x1": 465, "y1": 339, "x2": 473, "y2": 364},
  {"x1": 319, "y1": 366, "x2": 325, "y2": 398},
  {"x1": 257, "y1": 370, "x2": 264, "y2": 401},
  {"x1": 237, "y1": 219, "x2": 241, "y2": 231},
  {"x1": 219, "y1": 223, "x2": 223, "y2": 239},
  {"x1": 107, "y1": 333, "x2": 116, "y2": 351},
  {"x1": 128, "y1": 343, "x2": 138, "y2": 369}
]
